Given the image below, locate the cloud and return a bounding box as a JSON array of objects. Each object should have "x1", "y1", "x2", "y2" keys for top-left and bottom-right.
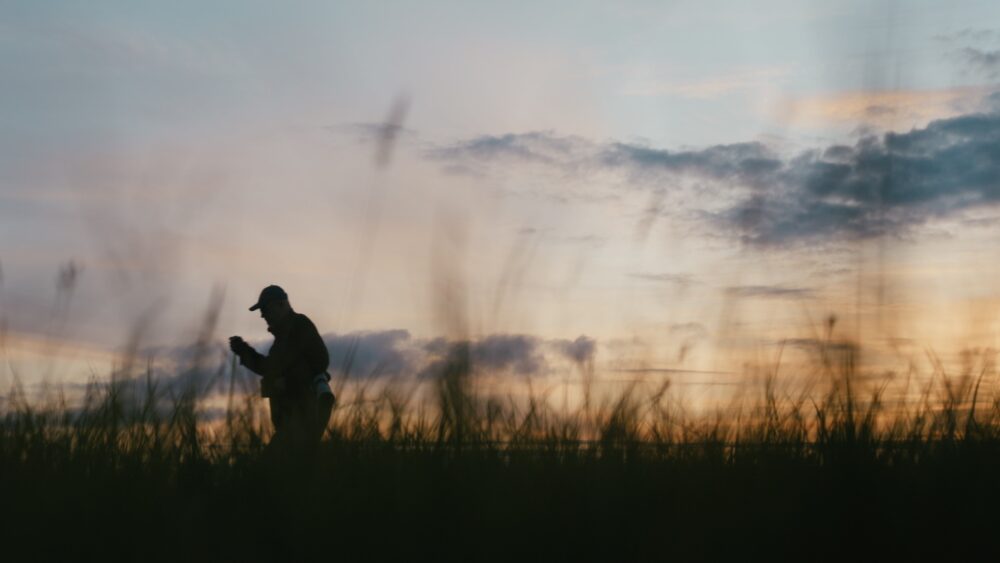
[
  {"x1": 958, "y1": 47, "x2": 1000, "y2": 79},
  {"x1": 725, "y1": 285, "x2": 814, "y2": 299},
  {"x1": 469, "y1": 334, "x2": 546, "y2": 374},
  {"x1": 21, "y1": 331, "x2": 592, "y2": 420},
  {"x1": 319, "y1": 330, "x2": 598, "y2": 380},
  {"x1": 600, "y1": 141, "x2": 782, "y2": 188},
  {"x1": 325, "y1": 329, "x2": 422, "y2": 378},
  {"x1": 722, "y1": 110, "x2": 1000, "y2": 246},
  {"x1": 430, "y1": 131, "x2": 784, "y2": 188},
  {"x1": 936, "y1": 28, "x2": 1000, "y2": 80},
  {"x1": 551, "y1": 335, "x2": 596, "y2": 367},
  {"x1": 427, "y1": 131, "x2": 593, "y2": 174},
  {"x1": 419, "y1": 334, "x2": 548, "y2": 379},
  {"x1": 430, "y1": 101, "x2": 1000, "y2": 247},
  {"x1": 429, "y1": 131, "x2": 783, "y2": 199},
  {"x1": 425, "y1": 334, "x2": 599, "y2": 379}
]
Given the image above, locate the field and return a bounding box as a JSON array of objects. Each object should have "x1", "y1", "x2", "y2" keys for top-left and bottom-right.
[{"x1": 4, "y1": 337, "x2": 1000, "y2": 562}]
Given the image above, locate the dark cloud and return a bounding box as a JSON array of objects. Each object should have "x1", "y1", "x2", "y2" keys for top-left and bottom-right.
[
  {"x1": 429, "y1": 132, "x2": 783, "y2": 190},
  {"x1": 325, "y1": 329, "x2": 421, "y2": 378},
  {"x1": 432, "y1": 104, "x2": 1000, "y2": 247},
  {"x1": 321, "y1": 330, "x2": 597, "y2": 380},
  {"x1": 601, "y1": 117, "x2": 1000, "y2": 245},
  {"x1": 725, "y1": 285, "x2": 815, "y2": 299},
  {"x1": 470, "y1": 334, "x2": 546, "y2": 374},
  {"x1": 418, "y1": 335, "x2": 545, "y2": 379},
  {"x1": 47, "y1": 331, "x2": 595, "y2": 419},
  {"x1": 32, "y1": 333, "x2": 577, "y2": 423},
  {"x1": 730, "y1": 111, "x2": 1000, "y2": 245},
  {"x1": 552, "y1": 335, "x2": 597, "y2": 367},
  {"x1": 600, "y1": 141, "x2": 782, "y2": 189}
]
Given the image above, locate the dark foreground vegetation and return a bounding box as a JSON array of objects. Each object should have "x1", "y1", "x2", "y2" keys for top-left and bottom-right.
[{"x1": 4, "y1": 350, "x2": 1000, "y2": 562}]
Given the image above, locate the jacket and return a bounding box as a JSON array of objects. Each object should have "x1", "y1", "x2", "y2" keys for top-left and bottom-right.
[{"x1": 238, "y1": 312, "x2": 329, "y2": 399}]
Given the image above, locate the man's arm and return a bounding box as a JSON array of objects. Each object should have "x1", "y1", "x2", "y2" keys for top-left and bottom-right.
[{"x1": 229, "y1": 336, "x2": 300, "y2": 379}]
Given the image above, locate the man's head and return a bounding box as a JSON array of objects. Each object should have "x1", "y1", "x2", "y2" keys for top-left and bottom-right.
[{"x1": 249, "y1": 285, "x2": 293, "y2": 328}]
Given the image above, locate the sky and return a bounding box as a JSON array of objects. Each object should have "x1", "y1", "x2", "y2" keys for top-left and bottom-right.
[{"x1": 3, "y1": 0, "x2": 1000, "y2": 398}]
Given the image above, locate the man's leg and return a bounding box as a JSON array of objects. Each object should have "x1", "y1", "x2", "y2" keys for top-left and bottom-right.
[
  {"x1": 269, "y1": 397, "x2": 284, "y2": 428},
  {"x1": 312, "y1": 375, "x2": 335, "y2": 445},
  {"x1": 264, "y1": 398, "x2": 290, "y2": 461},
  {"x1": 315, "y1": 392, "x2": 333, "y2": 443}
]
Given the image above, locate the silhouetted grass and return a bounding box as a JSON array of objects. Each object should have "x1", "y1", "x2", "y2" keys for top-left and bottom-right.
[{"x1": 4, "y1": 342, "x2": 1000, "y2": 561}]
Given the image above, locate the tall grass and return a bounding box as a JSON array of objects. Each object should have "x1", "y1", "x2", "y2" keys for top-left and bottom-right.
[{"x1": 4, "y1": 337, "x2": 1000, "y2": 561}]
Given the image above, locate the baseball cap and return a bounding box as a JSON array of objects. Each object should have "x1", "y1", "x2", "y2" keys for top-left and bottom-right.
[{"x1": 249, "y1": 285, "x2": 288, "y2": 311}]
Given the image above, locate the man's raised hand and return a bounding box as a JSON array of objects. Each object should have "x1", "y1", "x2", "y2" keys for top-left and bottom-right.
[{"x1": 229, "y1": 336, "x2": 251, "y2": 356}]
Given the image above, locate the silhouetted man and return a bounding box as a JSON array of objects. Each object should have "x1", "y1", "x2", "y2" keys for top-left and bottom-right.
[{"x1": 229, "y1": 285, "x2": 334, "y2": 456}]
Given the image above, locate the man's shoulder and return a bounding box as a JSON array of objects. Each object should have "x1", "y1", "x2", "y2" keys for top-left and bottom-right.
[{"x1": 292, "y1": 312, "x2": 321, "y2": 335}]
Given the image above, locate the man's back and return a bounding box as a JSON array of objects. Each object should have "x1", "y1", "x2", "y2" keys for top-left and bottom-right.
[{"x1": 264, "y1": 312, "x2": 329, "y2": 395}]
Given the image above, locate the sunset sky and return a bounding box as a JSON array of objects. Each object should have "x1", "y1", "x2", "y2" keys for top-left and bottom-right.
[{"x1": 3, "y1": 1, "x2": 1000, "y2": 394}]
